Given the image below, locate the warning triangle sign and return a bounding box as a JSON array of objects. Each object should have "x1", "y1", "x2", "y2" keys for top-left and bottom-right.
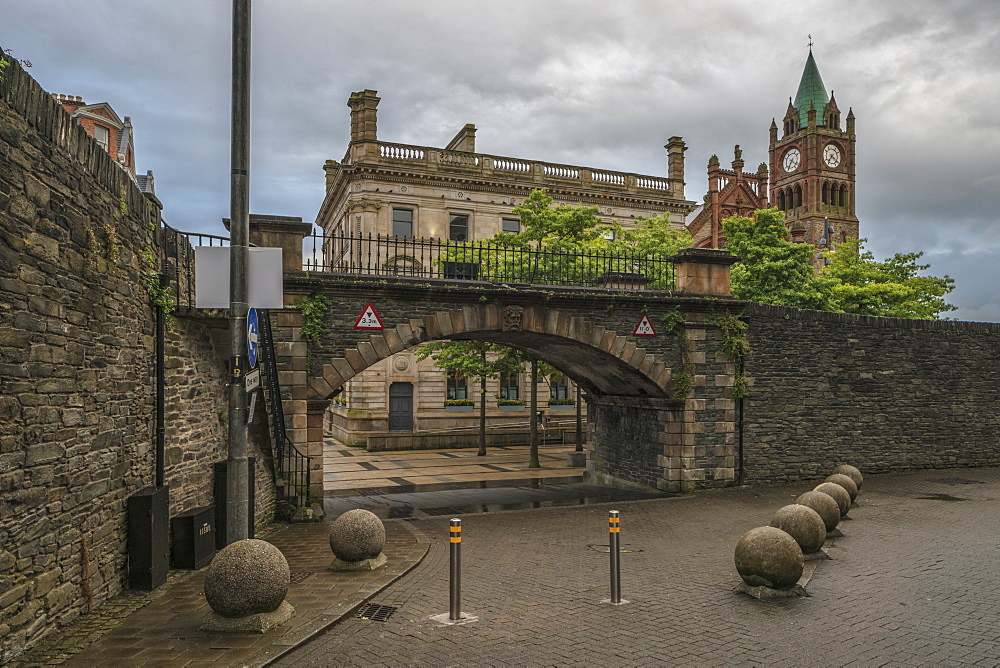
[
  {"x1": 633, "y1": 314, "x2": 657, "y2": 337},
  {"x1": 354, "y1": 303, "x2": 384, "y2": 330}
]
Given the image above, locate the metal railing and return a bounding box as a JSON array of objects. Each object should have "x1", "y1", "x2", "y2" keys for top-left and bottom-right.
[
  {"x1": 161, "y1": 222, "x2": 231, "y2": 309},
  {"x1": 306, "y1": 233, "x2": 677, "y2": 290},
  {"x1": 259, "y1": 309, "x2": 313, "y2": 512}
]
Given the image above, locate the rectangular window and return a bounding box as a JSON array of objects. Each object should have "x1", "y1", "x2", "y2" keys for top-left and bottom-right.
[
  {"x1": 392, "y1": 208, "x2": 413, "y2": 238},
  {"x1": 501, "y1": 218, "x2": 520, "y2": 234},
  {"x1": 447, "y1": 369, "x2": 467, "y2": 400},
  {"x1": 94, "y1": 125, "x2": 109, "y2": 151},
  {"x1": 549, "y1": 377, "x2": 569, "y2": 400},
  {"x1": 449, "y1": 213, "x2": 469, "y2": 242},
  {"x1": 499, "y1": 372, "x2": 519, "y2": 401}
]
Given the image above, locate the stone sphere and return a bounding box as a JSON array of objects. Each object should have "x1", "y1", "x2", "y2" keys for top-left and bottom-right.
[
  {"x1": 833, "y1": 464, "x2": 863, "y2": 491},
  {"x1": 824, "y1": 473, "x2": 859, "y2": 502},
  {"x1": 770, "y1": 504, "x2": 827, "y2": 554},
  {"x1": 734, "y1": 526, "x2": 804, "y2": 589},
  {"x1": 815, "y1": 482, "x2": 851, "y2": 517},
  {"x1": 329, "y1": 509, "x2": 386, "y2": 563},
  {"x1": 204, "y1": 539, "x2": 289, "y2": 618},
  {"x1": 795, "y1": 490, "x2": 840, "y2": 532}
]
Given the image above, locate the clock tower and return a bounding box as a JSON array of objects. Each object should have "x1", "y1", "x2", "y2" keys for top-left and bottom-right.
[{"x1": 769, "y1": 49, "x2": 858, "y2": 261}]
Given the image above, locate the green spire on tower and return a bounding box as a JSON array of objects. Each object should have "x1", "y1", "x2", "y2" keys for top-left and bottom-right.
[{"x1": 793, "y1": 50, "x2": 829, "y2": 128}]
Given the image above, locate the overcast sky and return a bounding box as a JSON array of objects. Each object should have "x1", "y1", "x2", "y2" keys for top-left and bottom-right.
[{"x1": 3, "y1": 1, "x2": 999, "y2": 321}]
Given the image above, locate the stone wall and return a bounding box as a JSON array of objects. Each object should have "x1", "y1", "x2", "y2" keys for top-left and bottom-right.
[
  {"x1": 164, "y1": 316, "x2": 275, "y2": 523},
  {"x1": 0, "y1": 55, "x2": 273, "y2": 662},
  {"x1": 742, "y1": 304, "x2": 1000, "y2": 483}
]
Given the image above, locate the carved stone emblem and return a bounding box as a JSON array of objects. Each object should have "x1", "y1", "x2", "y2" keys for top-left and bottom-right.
[
  {"x1": 502, "y1": 305, "x2": 524, "y2": 332},
  {"x1": 392, "y1": 355, "x2": 410, "y2": 372}
]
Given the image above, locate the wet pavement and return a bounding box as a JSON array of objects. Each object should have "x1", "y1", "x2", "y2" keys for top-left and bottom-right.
[
  {"x1": 14, "y1": 464, "x2": 1000, "y2": 666},
  {"x1": 324, "y1": 482, "x2": 668, "y2": 520},
  {"x1": 280, "y1": 467, "x2": 1000, "y2": 668},
  {"x1": 322, "y1": 438, "x2": 587, "y2": 497}
]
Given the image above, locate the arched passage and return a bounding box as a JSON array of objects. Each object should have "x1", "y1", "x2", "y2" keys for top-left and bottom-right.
[
  {"x1": 307, "y1": 304, "x2": 676, "y2": 402},
  {"x1": 279, "y1": 290, "x2": 740, "y2": 498}
]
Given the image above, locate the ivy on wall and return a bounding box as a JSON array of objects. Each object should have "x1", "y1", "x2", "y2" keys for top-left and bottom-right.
[
  {"x1": 661, "y1": 308, "x2": 752, "y2": 401},
  {"x1": 142, "y1": 248, "x2": 174, "y2": 327},
  {"x1": 296, "y1": 293, "x2": 332, "y2": 374},
  {"x1": 661, "y1": 307, "x2": 693, "y2": 400},
  {"x1": 705, "y1": 311, "x2": 751, "y2": 400}
]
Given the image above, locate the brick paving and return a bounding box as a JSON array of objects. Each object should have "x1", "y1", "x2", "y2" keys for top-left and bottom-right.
[
  {"x1": 13, "y1": 468, "x2": 1000, "y2": 666},
  {"x1": 11, "y1": 521, "x2": 427, "y2": 668},
  {"x1": 323, "y1": 438, "x2": 584, "y2": 496},
  {"x1": 279, "y1": 468, "x2": 1000, "y2": 667}
]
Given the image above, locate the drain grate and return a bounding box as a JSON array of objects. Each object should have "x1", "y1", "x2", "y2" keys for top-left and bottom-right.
[
  {"x1": 288, "y1": 572, "x2": 314, "y2": 585},
  {"x1": 356, "y1": 603, "x2": 398, "y2": 622}
]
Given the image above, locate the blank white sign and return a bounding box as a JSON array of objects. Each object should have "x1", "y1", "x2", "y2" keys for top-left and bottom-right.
[{"x1": 194, "y1": 246, "x2": 284, "y2": 309}]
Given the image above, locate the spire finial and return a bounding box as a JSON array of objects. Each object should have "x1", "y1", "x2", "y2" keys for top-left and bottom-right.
[{"x1": 808, "y1": 34, "x2": 814, "y2": 51}]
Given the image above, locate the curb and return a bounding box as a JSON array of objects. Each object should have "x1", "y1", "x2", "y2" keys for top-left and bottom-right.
[{"x1": 244, "y1": 520, "x2": 431, "y2": 667}]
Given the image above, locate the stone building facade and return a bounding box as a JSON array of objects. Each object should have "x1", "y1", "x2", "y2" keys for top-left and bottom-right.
[{"x1": 315, "y1": 90, "x2": 697, "y2": 442}]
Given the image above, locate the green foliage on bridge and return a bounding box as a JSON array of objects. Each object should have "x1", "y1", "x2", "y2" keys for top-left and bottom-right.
[{"x1": 437, "y1": 190, "x2": 691, "y2": 290}]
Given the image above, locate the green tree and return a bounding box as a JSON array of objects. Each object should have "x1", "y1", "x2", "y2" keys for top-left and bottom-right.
[
  {"x1": 416, "y1": 340, "x2": 522, "y2": 456},
  {"x1": 722, "y1": 208, "x2": 835, "y2": 310},
  {"x1": 821, "y1": 237, "x2": 956, "y2": 319},
  {"x1": 440, "y1": 189, "x2": 690, "y2": 288},
  {"x1": 722, "y1": 208, "x2": 956, "y2": 320}
]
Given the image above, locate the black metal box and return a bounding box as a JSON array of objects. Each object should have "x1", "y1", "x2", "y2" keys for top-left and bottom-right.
[
  {"x1": 443, "y1": 261, "x2": 480, "y2": 280},
  {"x1": 171, "y1": 505, "x2": 216, "y2": 569},
  {"x1": 127, "y1": 485, "x2": 169, "y2": 590},
  {"x1": 213, "y1": 457, "x2": 256, "y2": 549}
]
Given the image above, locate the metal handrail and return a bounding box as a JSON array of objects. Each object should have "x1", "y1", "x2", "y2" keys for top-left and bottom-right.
[{"x1": 260, "y1": 309, "x2": 312, "y2": 510}]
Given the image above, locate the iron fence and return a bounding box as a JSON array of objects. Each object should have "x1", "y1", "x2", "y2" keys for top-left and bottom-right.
[{"x1": 305, "y1": 233, "x2": 677, "y2": 290}]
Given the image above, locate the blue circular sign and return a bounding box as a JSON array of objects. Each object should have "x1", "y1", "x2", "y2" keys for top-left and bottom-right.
[{"x1": 247, "y1": 308, "x2": 259, "y2": 368}]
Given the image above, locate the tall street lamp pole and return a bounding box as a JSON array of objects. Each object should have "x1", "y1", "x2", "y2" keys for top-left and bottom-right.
[{"x1": 227, "y1": 0, "x2": 251, "y2": 544}]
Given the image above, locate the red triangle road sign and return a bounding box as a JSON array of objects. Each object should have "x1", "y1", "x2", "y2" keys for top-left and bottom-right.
[
  {"x1": 633, "y1": 314, "x2": 657, "y2": 337},
  {"x1": 354, "y1": 302, "x2": 384, "y2": 330}
]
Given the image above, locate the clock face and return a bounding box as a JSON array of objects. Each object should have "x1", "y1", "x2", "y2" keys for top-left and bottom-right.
[
  {"x1": 782, "y1": 148, "x2": 801, "y2": 173},
  {"x1": 824, "y1": 144, "x2": 842, "y2": 168}
]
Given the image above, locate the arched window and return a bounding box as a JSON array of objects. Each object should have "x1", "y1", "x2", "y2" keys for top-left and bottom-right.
[
  {"x1": 794, "y1": 185, "x2": 802, "y2": 208},
  {"x1": 840, "y1": 185, "x2": 848, "y2": 207},
  {"x1": 822, "y1": 182, "x2": 830, "y2": 205},
  {"x1": 777, "y1": 190, "x2": 785, "y2": 211}
]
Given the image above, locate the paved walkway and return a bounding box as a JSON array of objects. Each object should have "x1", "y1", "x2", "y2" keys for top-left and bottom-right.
[
  {"x1": 12, "y1": 522, "x2": 427, "y2": 667},
  {"x1": 323, "y1": 438, "x2": 584, "y2": 497},
  {"x1": 279, "y1": 467, "x2": 1000, "y2": 667},
  {"x1": 13, "y1": 467, "x2": 1000, "y2": 666}
]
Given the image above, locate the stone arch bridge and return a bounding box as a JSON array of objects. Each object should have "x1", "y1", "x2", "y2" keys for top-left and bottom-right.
[{"x1": 270, "y1": 249, "x2": 742, "y2": 498}]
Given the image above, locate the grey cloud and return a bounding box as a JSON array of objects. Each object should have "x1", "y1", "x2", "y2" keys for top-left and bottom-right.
[{"x1": 3, "y1": 0, "x2": 998, "y2": 321}]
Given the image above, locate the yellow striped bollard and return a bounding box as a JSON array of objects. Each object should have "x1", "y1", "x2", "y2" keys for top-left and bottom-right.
[
  {"x1": 449, "y1": 518, "x2": 462, "y2": 621},
  {"x1": 609, "y1": 510, "x2": 621, "y2": 604}
]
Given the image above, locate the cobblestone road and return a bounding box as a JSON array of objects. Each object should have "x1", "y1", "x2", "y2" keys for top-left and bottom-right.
[{"x1": 277, "y1": 468, "x2": 1000, "y2": 667}]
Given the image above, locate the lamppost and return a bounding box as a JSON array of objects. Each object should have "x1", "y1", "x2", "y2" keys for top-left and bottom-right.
[{"x1": 226, "y1": 0, "x2": 251, "y2": 544}]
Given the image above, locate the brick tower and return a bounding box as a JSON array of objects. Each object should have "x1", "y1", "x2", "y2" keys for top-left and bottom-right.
[{"x1": 769, "y1": 48, "x2": 859, "y2": 260}]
